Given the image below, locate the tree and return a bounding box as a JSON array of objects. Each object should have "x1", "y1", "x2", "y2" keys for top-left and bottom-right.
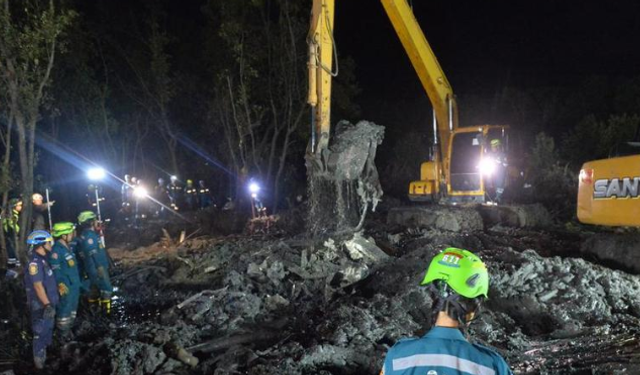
[
  {"x1": 563, "y1": 114, "x2": 640, "y2": 167},
  {"x1": 207, "y1": 0, "x2": 359, "y2": 211},
  {"x1": 0, "y1": 0, "x2": 74, "y2": 263}
]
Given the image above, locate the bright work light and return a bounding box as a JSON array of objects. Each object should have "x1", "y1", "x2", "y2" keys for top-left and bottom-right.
[
  {"x1": 133, "y1": 186, "x2": 148, "y2": 199},
  {"x1": 87, "y1": 167, "x2": 106, "y2": 181},
  {"x1": 249, "y1": 182, "x2": 260, "y2": 194},
  {"x1": 478, "y1": 158, "x2": 496, "y2": 176}
]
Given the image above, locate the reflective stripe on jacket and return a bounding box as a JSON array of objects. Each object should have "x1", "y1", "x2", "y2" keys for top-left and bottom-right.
[{"x1": 382, "y1": 327, "x2": 513, "y2": 375}]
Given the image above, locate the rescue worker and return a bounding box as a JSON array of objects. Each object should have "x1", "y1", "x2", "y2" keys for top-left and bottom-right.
[
  {"x1": 24, "y1": 230, "x2": 58, "y2": 370},
  {"x1": 380, "y1": 248, "x2": 512, "y2": 375},
  {"x1": 77, "y1": 211, "x2": 113, "y2": 313},
  {"x1": 487, "y1": 138, "x2": 508, "y2": 203},
  {"x1": 154, "y1": 178, "x2": 169, "y2": 217},
  {"x1": 198, "y1": 180, "x2": 213, "y2": 209},
  {"x1": 167, "y1": 176, "x2": 183, "y2": 211},
  {"x1": 252, "y1": 196, "x2": 267, "y2": 218},
  {"x1": 184, "y1": 179, "x2": 198, "y2": 211},
  {"x1": 3, "y1": 198, "x2": 22, "y2": 267},
  {"x1": 133, "y1": 178, "x2": 147, "y2": 222},
  {"x1": 70, "y1": 230, "x2": 91, "y2": 295},
  {"x1": 121, "y1": 174, "x2": 133, "y2": 218},
  {"x1": 86, "y1": 184, "x2": 105, "y2": 210},
  {"x1": 32, "y1": 193, "x2": 53, "y2": 231},
  {"x1": 49, "y1": 222, "x2": 81, "y2": 340}
]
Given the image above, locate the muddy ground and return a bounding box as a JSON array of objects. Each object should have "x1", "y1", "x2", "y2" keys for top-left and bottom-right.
[{"x1": 1, "y1": 204, "x2": 640, "y2": 374}]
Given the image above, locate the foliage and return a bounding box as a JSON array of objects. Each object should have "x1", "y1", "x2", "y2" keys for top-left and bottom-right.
[
  {"x1": 205, "y1": 0, "x2": 360, "y2": 209},
  {"x1": 562, "y1": 114, "x2": 640, "y2": 167},
  {"x1": 0, "y1": 0, "x2": 75, "y2": 262},
  {"x1": 527, "y1": 132, "x2": 577, "y2": 220},
  {"x1": 0, "y1": 0, "x2": 76, "y2": 115}
]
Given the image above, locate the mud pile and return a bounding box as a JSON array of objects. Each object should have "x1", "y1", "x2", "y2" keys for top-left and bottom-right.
[{"x1": 2, "y1": 214, "x2": 640, "y2": 374}]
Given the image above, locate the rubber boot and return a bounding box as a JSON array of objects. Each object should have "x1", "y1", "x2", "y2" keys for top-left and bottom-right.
[
  {"x1": 34, "y1": 351, "x2": 46, "y2": 370},
  {"x1": 101, "y1": 299, "x2": 111, "y2": 314},
  {"x1": 495, "y1": 188, "x2": 504, "y2": 204}
]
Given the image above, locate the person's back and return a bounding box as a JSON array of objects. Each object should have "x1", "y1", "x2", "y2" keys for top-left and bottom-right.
[
  {"x1": 381, "y1": 248, "x2": 513, "y2": 375},
  {"x1": 383, "y1": 327, "x2": 510, "y2": 375}
]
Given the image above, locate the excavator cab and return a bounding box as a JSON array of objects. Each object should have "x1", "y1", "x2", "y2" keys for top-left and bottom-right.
[
  {"x1": 409, "y1": 125, "x2": 510, "y2": 203},
  {"x1": 449, "y1": 129, "x2": 484, "y2": 195}
]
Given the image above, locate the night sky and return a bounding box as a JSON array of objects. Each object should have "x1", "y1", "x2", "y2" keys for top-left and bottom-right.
[{"x1": 336, "y1": 0, "x2": 640, "y2": 123}]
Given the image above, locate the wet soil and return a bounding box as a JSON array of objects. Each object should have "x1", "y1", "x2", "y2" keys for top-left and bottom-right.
[{"x1": 1, "y1": 205, "x2": 640, "y2": 374}]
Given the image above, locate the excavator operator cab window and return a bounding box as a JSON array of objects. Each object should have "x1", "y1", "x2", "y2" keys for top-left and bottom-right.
[
  {"x1": 450, "y1": 131, "x2": 482, "y2": 192},
  {"x1": 484, "y1": 129, "x2": 507, "y2": 154}
]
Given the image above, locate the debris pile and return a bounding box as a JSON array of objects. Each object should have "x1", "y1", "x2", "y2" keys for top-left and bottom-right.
[{"x1": 2, "y1": 210, "x2": 640, "y2": 374}]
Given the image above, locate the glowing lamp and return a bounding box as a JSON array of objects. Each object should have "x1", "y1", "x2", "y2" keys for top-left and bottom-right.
[
  {"x1": 133, "y1": 186, "x2": 148, "y2": 199},
  {"x1": 87, "y1": 167, "x2": 106, "y2": 181},
  {"x1": 249, "y1": 182, "x2": 260, "y2": 194},
  {"x1": 478, "y1": 158, "x2": 496, "y2": 176}
]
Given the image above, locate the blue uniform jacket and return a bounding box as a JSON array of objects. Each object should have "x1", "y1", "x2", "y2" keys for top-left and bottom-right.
[
  {"x1": 24, "y1": 252, "x2": 59, "y2": 310},
  {"x1": 80, "y1": 229, "x2": 108, "y2": 268},
  {"x1": 382, "y1": 327, "x2": 513, "y2": 375},
  {"x1": 49, "y1": 241, "x2": 81, "y2": 287}
]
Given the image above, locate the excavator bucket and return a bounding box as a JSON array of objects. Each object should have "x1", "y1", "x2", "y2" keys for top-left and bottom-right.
[{"x1": 307, "y1": 120, "x2": 385, "y2": 235}]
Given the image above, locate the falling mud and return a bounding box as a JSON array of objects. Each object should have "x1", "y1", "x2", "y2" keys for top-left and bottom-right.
[{"x1": 307, "y1": 120, "x2": 385, "y2": 235}]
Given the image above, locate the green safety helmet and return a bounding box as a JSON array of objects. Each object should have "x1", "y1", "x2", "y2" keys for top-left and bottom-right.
[
  {"x1": 9, "y1": 198, "x2": 21, "y2": 208},
  {"x1": 187, "y1": 179, "x2": 193, "y2": 185},
  {"x1": 52, "y1": 222, "x2": 76, "y2": 237},
  {"x1": 420, "y1": 248, "x2": 489, "y2": 299},
  {"x1": 490, "y1": 139, "x2": 501, "y2": 147},
  {"x1": 78, "y1": 211, "x2": 97, "y2": 224},
  {"x1": 26, "y1": 230, "x2": 53, "y2": 246}
]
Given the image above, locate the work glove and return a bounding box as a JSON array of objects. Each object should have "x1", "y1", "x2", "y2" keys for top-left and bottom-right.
[
  {"x1": 97, "y1": 266, "x2": 105, "y2": 279},
  {"x1": 58, "y1": 283, "x2": 69, "y2": 296},
  {"x1": 43, "y1": 304, "x2": 55, "y2": 320}
]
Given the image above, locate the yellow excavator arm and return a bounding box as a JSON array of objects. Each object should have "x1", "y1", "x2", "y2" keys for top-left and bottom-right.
[
  {"x1": 380, "y1": 0, "x2": 457, "y2": 148},
  {"x1": 308, "y1": 0, "x2": 506, "y2": 203},
  {"x1": 308, "y1": 0, "x2": 455, "y2": 156},
  {"x1": 307, "y1": 0, "x2": 335, "y2": 155}
]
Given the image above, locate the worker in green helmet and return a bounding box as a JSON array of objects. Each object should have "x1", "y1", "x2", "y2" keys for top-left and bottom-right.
[
  {"x1": 184, "y1": 179, "x2": 198, "y2": 211},
  {"x1": 3, "y1": 198, "x2": 22, "y2": 267},
  {"x1": 76, "y1": 211, "x2": 113, "y2": 312},
  {"x1": 486, "y1": 138, "x2": 508, "y2": 203},
  {"x1": 49, "y1": 222, "x2": 81, "y2": 339},
  {"x1": 380, "y1": 248, "x2": 512, "y2": 375}
]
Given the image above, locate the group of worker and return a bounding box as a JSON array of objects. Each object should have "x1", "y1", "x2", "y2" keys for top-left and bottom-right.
[
  {"x1": 121, "y1": 175, "x2": 214, "y2": 219},
  {"x1": 23, "y1": 210, "x2": 112, "y2": 370}
]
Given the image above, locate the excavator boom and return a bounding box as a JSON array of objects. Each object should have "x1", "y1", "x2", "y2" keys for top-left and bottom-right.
[
  {"x1": 380, "y1": 0, "x2": 457, "y2": 152},
  {"x1": 308, "y1": 0, "x2": 510, "y2": 211},
  {"x1": 307, "y1": 0, "x2": 335, "y2": 155}
]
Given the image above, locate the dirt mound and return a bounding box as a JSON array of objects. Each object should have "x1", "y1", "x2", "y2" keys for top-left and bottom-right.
[
  {"x1": 3, "y1": 220, "x2": 640, "y2": 374},
  {"x1": 581, "y1": 232, "x2": 640, "y2": 274}
]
